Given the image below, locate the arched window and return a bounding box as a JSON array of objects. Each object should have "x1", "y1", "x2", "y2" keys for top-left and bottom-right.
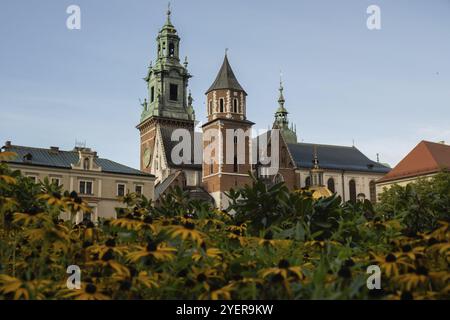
[
  {"x1": 208, "y1": 100, "x2": 213, "y2": 115},
  {"x1": 327, "y1": 178, "x2": 335, "y2": 193},
  {"x1": 349, "y1": 179, "x2": 357, "y2": 203},
  {"x1": 274, "y1": 173, "x2": 284, "y2": 184},
  {"x1": 168, "y1": 43, "x2": 175, "y2": 57},
  {"x1": 233, "y1": 156, "x2": 238, "y2": 173},
  {"x1": 219, "y1": 99, "x2": 224, "y2": 113},
  {"x1": 209, "y1": 159, "x2": 214, "y2": 175},
  {"x1": 305, "y1": 176, "x2": 311, "y2": 187},
  {"x1": 233, "y1": 99, "x2": 238, "y2": 113},
  {"x1": 369, "y1": 180, "x2": 376, "y2": 203}
]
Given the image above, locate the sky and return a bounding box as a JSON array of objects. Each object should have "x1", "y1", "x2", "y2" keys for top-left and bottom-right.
[{"x1": 1, "y1": 0, "x2": 449, "y2": 170}]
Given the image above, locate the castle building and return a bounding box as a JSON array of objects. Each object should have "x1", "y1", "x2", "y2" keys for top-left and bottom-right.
[
  {"x1": 139, "y1": 10, "x2": 391, "y2": 208},
  {"x1": 2, "y1": 141, "x2": 155, "y2": 223}
]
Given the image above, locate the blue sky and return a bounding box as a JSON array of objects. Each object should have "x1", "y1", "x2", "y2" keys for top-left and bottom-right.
[{"x1": 1, "y1": 0, "x2": 449, "y2": 169}]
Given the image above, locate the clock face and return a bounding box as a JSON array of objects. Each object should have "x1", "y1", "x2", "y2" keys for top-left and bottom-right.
[{"x1": 143, "y1": 148, "x2": 152, "y2": 168}]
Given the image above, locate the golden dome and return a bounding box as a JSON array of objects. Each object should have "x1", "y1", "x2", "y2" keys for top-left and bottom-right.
[{"x1": 308, "y1": 186, "x2": 333, "y2": 199}]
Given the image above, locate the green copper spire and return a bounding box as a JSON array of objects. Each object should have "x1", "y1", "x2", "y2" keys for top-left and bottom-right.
[
  {"x1": 140, "y1": 6, "x2": 193, "y2": 123},
  {"x1": 273, "y1": 75, "x2": 298, "y2": 144}
]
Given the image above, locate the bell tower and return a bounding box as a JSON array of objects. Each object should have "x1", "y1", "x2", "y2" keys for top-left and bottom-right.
[
  {"x1": 202, "y1": 53, "x2": 254, "y2": 210},
  {"x1": 137, "y1": 6, "x2": 195, "y2": 174}
]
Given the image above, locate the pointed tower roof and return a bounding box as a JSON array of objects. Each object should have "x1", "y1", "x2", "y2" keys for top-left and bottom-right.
[
  {"x1": 276, "y1": 77, "x2": 287, "y2": 114},
  {"x1": 206, "y1": 53, "x2": 246, "y2": 94},
  {"x1": 378, "y1": 140, "x2": 450, "y2": 183}
]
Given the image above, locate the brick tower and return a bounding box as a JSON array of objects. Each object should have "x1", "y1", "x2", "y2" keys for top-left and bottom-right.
[{"x1": 202, "y1": 53, "x2": 254, "y2": 210}]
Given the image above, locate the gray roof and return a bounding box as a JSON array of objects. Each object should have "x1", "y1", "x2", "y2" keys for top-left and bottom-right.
[
  {"x1": 206, "y1": 55, "x2": 246, "y2": 94},
  {"x1": 3, "y1": 145, "x2": 153, "y2": 177},
  {"x1": 287, "y1": 142, "x2": 390, "y2": 173},
  {"x1": 159, "y1": 127, "x2": 202, "y2": 170},
  {"x1": 154, "y1": 171, "x2": 180, "y2": 199}
]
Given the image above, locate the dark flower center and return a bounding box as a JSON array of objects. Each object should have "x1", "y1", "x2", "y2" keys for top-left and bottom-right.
[
  {"x1": 264, "y1": 231, "x2": 273, "y2": 240},
  {"x1": 344, "y1": 259, "x2": 355, "y2": 267},
  {"x1": 85, "y1": 283, "x2": 97, "y2": 294},
  {"x1": 143, "y1": 216, "x2": 153, "y2": 224},
  {"x1": 278, "y1": 259, "x2": 290, "y2": 269},
  {"x1": 119, "y1": 280, "x2": 132, "y2": 291},
  {"x1": 385, "y1": 253, "x2": 396, "y2": 263},
  {"x1": 184, "y1": 222, "x2": 195, "y2": 230},
  {"x1": 400, "y1": 291, "x2": 413, "y2": 300},
  {"x1": 338, "y1": 267, "x2": 352, "y2": 279},
  {"x1": 415, "y1": 266, "x2": 428, "y2": 276},
  {"x1": 427, "y1": 237, "x2": 439, "y2": 246},
  {"x1": 52, "y1": 192, "x2": 61, "y2": 199},
  {"x1": 82, "y1": 241, "x2": 93, "y2": 248},
  {"x1": 105, "y1": 238, "x2": 116, "y2": 247},
  {"x1": 270, "y1": 273, "x2": 284, "y2": 283},
  {"x1": 102, "y1": 249, "x2": 114, "y2": 261},
  {"x1": 401, "y1": 244, "x2": 412, "y2": 252},
  {"x1": 69, "y1": 191, "x2": 78, "y2": 199},
  {"x1": 146, "y1": 241, "x2": 158, "y2": 252},
  {"x1": 196, "y1": 273, "x2": 207, "y2": 282}
]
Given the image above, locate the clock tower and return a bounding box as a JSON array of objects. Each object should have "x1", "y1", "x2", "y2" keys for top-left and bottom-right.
[{"x1": 137, "y1": 7, "x2": 196, "y2": 177}]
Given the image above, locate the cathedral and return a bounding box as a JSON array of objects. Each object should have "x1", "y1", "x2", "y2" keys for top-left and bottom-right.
[{"x1": 137, "y1": 9, "x2": 390, "y2": 209}]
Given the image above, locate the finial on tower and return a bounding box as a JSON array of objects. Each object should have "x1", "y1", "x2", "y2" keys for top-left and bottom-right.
[
  {"x1": 166, "y1": 2, "x2": 172, "y2": 24},
  {"x1": 225, "y1": 48, "x2": 229, "y2": 56},
  {"x1": 278, "y1": 71, "x2": 285, "y2": 108}
]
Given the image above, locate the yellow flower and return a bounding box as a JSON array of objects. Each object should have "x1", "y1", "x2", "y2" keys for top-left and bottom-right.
[
  {"x1": 199, "y1": 283, "x2": 234, "y2": 300},
  {"x1": 0, "y1": 275, "x2": 50, "y2": 300},
  {"x1": 192, "y1": 247, "x2": 223, "y2": 262},
  {"x1": 13, "y1": 211, "x2": 51, "y2": 227},
  {"x1": 260, "y1": 259, "x2": 305, "y2": 281},
  {"x1": 166, "y1": 222, "x2": 205, "y2": 245},
  {"x1": 127, "y1": 241, "x2": 176, "y2": 262},
  {"x1": 62, "y1": 282, "x2": 110, "y2": 300},
  {"x1": 371, "y1": 252, "x2": 413, "y2": 278}
]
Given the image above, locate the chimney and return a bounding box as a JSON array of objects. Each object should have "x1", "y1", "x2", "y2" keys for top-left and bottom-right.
[
  {"x1": 5, "y1": 141, "x2": 11, "y2": 148},
  {"x1": 50, "y1": 146, "x2": 59, "y2": 153}
]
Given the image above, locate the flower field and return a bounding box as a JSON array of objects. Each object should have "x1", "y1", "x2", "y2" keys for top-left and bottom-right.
[{"x1": 0, "y1": 152, "x2": 449, "y2": 300}]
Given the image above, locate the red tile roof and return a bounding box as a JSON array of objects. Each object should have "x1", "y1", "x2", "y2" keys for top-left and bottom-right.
[{"x1": 377, "y1": 141, "x2": 450, "y2": 183}]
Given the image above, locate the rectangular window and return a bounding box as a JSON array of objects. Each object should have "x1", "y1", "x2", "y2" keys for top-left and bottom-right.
[
  {"x1": 135, "y1": 185, "x2": 143, "y2": 195},
  {"x1": 117, "y1": 183, "x2": 126, "y2": 197},
  {"x1": 210, "y1": 159, "x2": 214, "y2": 175},
  {"x1": 79, "y1": 181, "x2": 93, "y2": 195},
  {"x1": 169, "y1": 84, "x2": 178, "y2": 101},
  {"x1": 51, "y1": 178, "x2": 60, "y2": 186},
  {"x1": 150, "y1": 86, "x2": 155, "y2": 102}
]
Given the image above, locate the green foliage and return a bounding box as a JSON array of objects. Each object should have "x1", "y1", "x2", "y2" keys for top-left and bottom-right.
[
  {"x1": 377, "y1": 172, "x2": 450, "y2": 234},
  {"x1": 0, "y1": 160, "x2": 449, "y2": 300}
]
